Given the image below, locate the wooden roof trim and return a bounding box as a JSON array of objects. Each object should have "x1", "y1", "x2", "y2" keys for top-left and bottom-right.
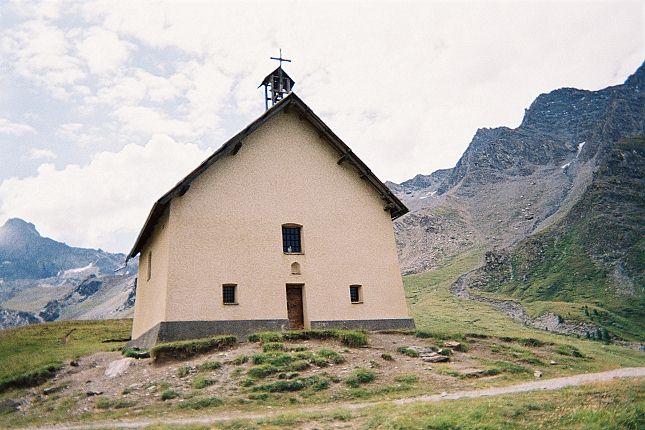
[{"x1": 127, "y1": 93, "x2": 408, "y2": 260}]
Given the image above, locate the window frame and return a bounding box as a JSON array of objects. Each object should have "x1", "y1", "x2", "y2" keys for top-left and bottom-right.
[
  {"x1": 222, "y1": 284, "x2": 238, "y2": 305},
  {"x1": 282, "y1": 224, "x2": 303, "y2": 254},
  {"x1": 350, "y1": 284, "x2": 363, "y2": 304}
]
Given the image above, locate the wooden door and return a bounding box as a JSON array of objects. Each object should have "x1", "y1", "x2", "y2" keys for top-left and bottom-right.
[{"x1": 286, "y1": 284, "x2": 304, "y2": 329}]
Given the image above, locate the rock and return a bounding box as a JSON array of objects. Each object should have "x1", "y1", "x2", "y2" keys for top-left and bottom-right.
[
  {"x1": 43, "y1": 386, "x2": 63, "y2": 395},
  {"x1": 105, "y1": 358, "x2": 132, "y2": 379},
  {"x1": 0, "y1": 399, "x2": 20, "y2": 414},
  {"x1": 534, "y1": 370, "x2": 543, "y2": 378},
  {"x1": 420, "y1": 352, "x2": 449, "y2": 363},
  {"x1": 549, "y1": 360, "x2": 557, "y2": 365},
  {"x1": 86, "y1": 390, "x2": 103, "y2": 397},
  {"x1": 69, "y1": 360, "x2": 79, "y2": 367}
]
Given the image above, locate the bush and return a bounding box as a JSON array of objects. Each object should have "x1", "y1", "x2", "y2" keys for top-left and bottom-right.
[
  {"x1": 438, "y1": 348, "x2": 453, "y2": 356},
  {"x1": 150, "y1": 335, "x2": 236, "y2": 362},
  {"x1": 248, "y1": 329, "x2": 368, "y2": 347},
  {"x1": 248, "y1": 364, "x2": 279, "y2": 379},
  {"x1": 178, "y1": 397, "x2": 223, "y2": 409},
  {"x1": 396, "y1": 346, "x2": 419, "y2": 358},
  {"x1": 161, "y1": 389, "x2": 180, "y2": 401},
  {"x1": 520, "y1": 338, "x2": 545, "y2": 347},
  {"x1": 121, "y1": 347, "x2": 150, "y2": 359},
  {"x1": 0, "y1": 363, "x2": 62, "y2": 392},
  {"x1": 381, "y1": 353, "x2": 394, "y2": 361},
  {"x1": 193, "y1": 376, "x2": 216, "y2": 389},
  {"x1": 176, "y1": 365, "x2": 191, "y2": 378},
  {"x1": 197, "y1": 361, "x2": 222, "y2": 372},
  {"x1": 231, "y1": 355, "x2": 248, "y2": 365},
  {"x1": 254, "y1": 375, "x2": 328, "y2": 393},
  {"x1": 338, "y1": 330, "x2": 368, "y2": 347},
  {"x1": 317, "y1": 349, "x2": 345, "y2": 364},
  {"x1": 394, "y1": 373, "x2": 418, "y2": 384},
  {"x1": 555, "y1": 344, "x2": 585, "y2": 358},
  {"x1": 262, "y1": 342, "x2": 285, "y2": 352},
  {"x1": 345, "y1": 368, "x2": 375, "y2": 388}
]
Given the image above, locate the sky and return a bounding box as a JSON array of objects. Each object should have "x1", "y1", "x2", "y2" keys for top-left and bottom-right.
[{"x1": 0, "y1": 0, "x2": 642, "y2": 253}]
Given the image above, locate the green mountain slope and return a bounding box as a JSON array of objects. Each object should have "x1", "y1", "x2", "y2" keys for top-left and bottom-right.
[{"x1": 477, "y1": 137, "x2": 644, "y2": 340}]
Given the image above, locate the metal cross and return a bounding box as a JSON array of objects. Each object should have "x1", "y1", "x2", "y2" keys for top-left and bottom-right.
[{"x1": 270, "y1": 49, "x2": 291, "y2": 67}]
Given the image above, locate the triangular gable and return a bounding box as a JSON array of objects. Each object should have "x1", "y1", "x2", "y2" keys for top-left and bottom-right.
[{"x1": 127, "y1": 93, "x2": 408, "y2": 260}]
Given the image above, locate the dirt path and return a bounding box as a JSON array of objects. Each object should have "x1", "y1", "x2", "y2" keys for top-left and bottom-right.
[{"x1": 22, "y1": 367, "x2": 645, "y2": 430}]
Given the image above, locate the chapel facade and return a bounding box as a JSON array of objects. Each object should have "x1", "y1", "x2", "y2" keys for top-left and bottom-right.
[{"x1": 127, "y1": 67, "x2": 414, "y2": 347}]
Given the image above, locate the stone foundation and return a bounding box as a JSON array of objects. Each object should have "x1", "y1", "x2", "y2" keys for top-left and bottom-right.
[{"x1": 128, "y1": 317, "x2": 416, "y2": 349}]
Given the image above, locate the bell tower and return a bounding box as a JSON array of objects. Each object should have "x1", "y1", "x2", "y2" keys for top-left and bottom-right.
[{"x1": 259, "y1": 49, "x2": 295, "y2": 110}]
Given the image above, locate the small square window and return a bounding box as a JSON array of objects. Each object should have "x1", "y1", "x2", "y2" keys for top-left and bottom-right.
[
  {"x1": 350, "y1": 285, "x2": 362, "y2": 303},
  {"x1": 223, "y1": 284, "x2": 237, "y2": 304},
  {"x1": 282, "y1": 225, "x2": 302, "y2": 253}
]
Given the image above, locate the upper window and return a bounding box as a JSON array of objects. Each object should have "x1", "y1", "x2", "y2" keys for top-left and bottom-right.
[{"x1": 282, "y1": 225, "x2": 302, "y2": 253}]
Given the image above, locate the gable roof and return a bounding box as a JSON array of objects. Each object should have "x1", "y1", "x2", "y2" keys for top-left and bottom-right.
[{"x1": 127, "y1": 92, "x2": 408, "y2": 260}]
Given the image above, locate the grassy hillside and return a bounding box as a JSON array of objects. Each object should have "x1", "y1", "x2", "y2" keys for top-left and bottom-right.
[
  {"x1": 0, "y1": 319, "x2": 131, "y2": 391},
  {"x1": 476, "y1": 137, "x2": 645, "y2": 341}
]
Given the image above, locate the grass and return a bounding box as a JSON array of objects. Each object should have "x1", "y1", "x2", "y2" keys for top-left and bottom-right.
[
  {"x1": 150, "y1": 335, "x2": 237, "y2": 362},
  {"x1": 345, "y1": 368, "x2": 375, "y2": 388},
  {"x1": 0, "y1": 319, "x2": 131, "y2": 393},
  {"x1": 248, "y1": 329, "x2": 368, "y2": 348}
]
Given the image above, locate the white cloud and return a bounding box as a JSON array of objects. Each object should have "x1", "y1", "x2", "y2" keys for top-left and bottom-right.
[
  {"x1": 1, "y1": 19, "x2": 85, "y2": 98},
  {"x1": 0, "y1": 135, "x2": 211, "y2": 252},
  {"x1": 76, "y1": 26, "x2": 134, "y2": 75},
  {"x1": 28, "y1": 148, "x2": 57, "y2": 160},
  {"x1": 0, "y1": 117, "x2": 36, "y2": 135}
]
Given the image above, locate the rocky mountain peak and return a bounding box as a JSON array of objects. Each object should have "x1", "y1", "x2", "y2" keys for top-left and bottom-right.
[{"x1": 0, "y1": 218, "x2": 40, "y2": 240}]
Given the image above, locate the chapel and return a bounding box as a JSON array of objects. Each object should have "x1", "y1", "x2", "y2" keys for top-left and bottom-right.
[{"x1": 127, "y1": 60, "x2": 414, "y2": 347}]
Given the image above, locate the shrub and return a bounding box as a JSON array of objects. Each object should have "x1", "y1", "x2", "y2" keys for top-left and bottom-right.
[
  {"x1": 231, "y1": 355, "x2": 248, "y2": 365},
  {"x1": 248, "y1": 329, "x2": 368, "y2": 347},
  {"x1": 338, "y1": 330, "x2": 368, "y2": 347},
  {"x1": 555, "y1": 344, "x2": 585, "y2": 358},
  {"x1": 254, "y1": 376, "x2": 328, "y2": 393},
  {"x1": 193, "y1": 376, "x2": 216, "y2": 389},
  {"x1": 394, "y1": 373, "x2": 418, "y2": 384},
  {"x1": 178, "y1": 397, "x2": 223, "y2": 409},
  {"x1": 287, "y1": 360, "x2": 310, "y2": 371},
  {"x1": 311, "y1": 356, "x2": 329, "y2": 367},
  {"x1": 438, "y1": 348, "x2": 453, "y2": 356},
  {"x1": 197, "y1": 361, "x2": 222, "y2": 372},
  {"x1": 381, "y1": 353, "x2": 394, "y2": 361},
  {"x1": 396, "y1": 346, "x2": 419, "y2": 357},
  {"x1": 150, "y1": 335, "x2": 236, "y2": 362},
  {"x1": 176, "y1": 365, "x2": 191, "y2": 378},
  {"x1": 248, "y1": 364, "x2": 279, "y2": 379},
  {"x1": 161, "y1": 389, "x2": 179, "y2": 401},
  {"x1": 240, "y1": 377, "x2": 256, "y2": 387},
  {"x1": 121, "y1": 347, "x2": 150, "y2": 359},
  {"x1": 278, "y1": 372, "x2": 299, "y2": 380},
  {"x1": 0, "y1": 363, "x2": 62, "y2": 393},
  {"x1": 317, "y1": 349, "x2": 345, "y2": 364},
  {"x1": 345, "y1": 368, "x2": 375, "y2": 388},
  {"x1": 520, "y1": 338, "x2": 545, "y2": 347},
  {"x1": 95, "y1": 398, "x2": 112, "y2": 409},
  {"x1": 262, "y1": 342, "x2": 285, "y2": 352}
]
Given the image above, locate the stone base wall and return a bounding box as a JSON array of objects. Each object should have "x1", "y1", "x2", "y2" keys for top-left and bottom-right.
[
  {"x1": 127, "y1": 317, "x2": 416, "y2": 349},
  {"x1": 310, "y1": 318, "x2": 416, "y2": 331},
  {"x1": 127, "y1": 319, "x2": 289, "y2": 349}
]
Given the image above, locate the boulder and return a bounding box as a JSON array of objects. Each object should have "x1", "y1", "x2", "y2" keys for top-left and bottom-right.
[{"x1": 105, "y1": 358, "x2": 132, "y2": 379}]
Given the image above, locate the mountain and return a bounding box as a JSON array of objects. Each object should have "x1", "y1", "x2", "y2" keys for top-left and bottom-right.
[
  {"x1": 0, "y1": 218, "x2": 123, "y2": 280},
  {"x1": 391, "y1": 62, "x2": 644, "y2": 340},
  {"x1": 0, "y1": 218, "x2": 137, "y2": 329}
]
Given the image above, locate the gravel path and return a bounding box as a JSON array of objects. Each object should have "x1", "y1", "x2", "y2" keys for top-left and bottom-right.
[{"x1": 21, "y1": 367, "x2": 645, "y2": 430}]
